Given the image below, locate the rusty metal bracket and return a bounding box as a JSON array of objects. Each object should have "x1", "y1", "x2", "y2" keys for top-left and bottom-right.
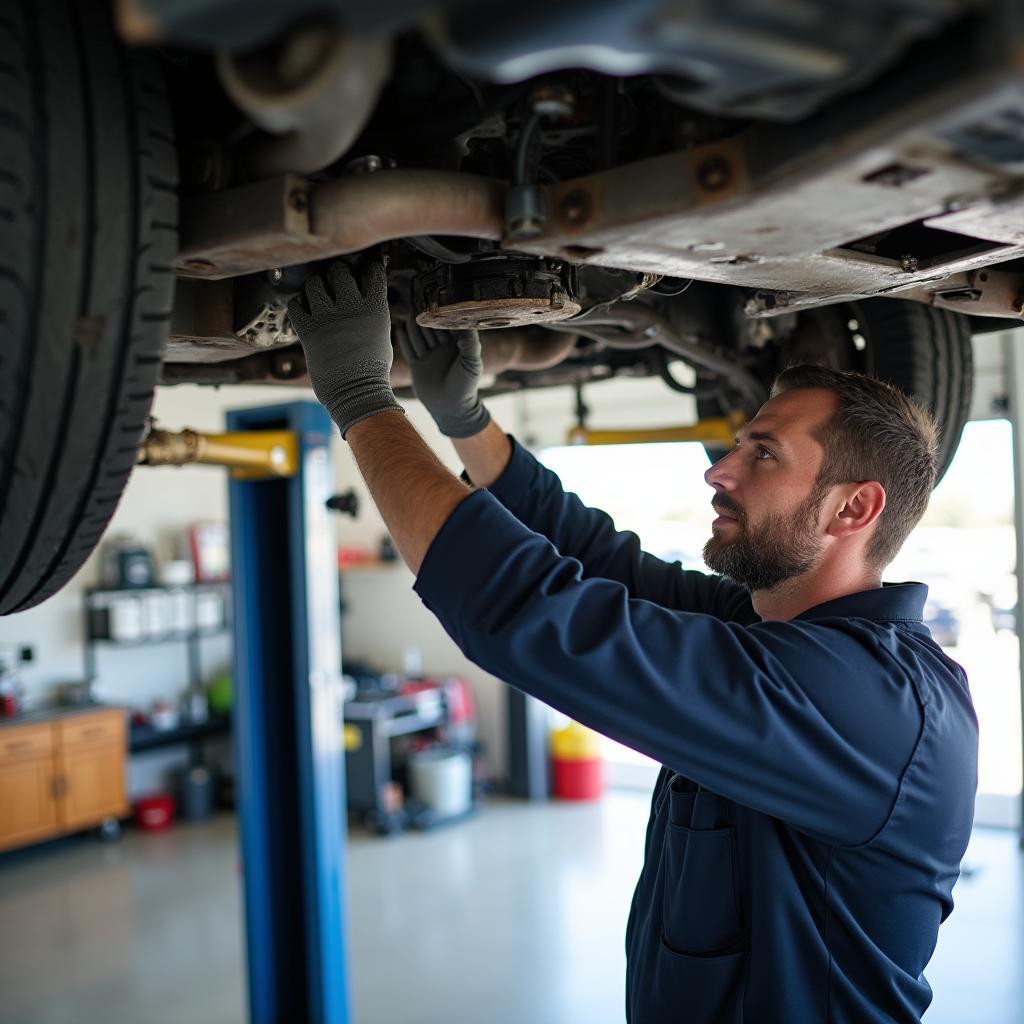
[
  {"x1": 176, "y1": 174, "x2": 317, "y2": 280},
  {"x1": 137, "y1": 424, "x2": 299, "y2": 479},
  {"x1": 175, "y1": 169, "x2": 505, "y2": 280},
  {"x1": 892, "y1": 267, "x2": 1024, "y2": 319}
]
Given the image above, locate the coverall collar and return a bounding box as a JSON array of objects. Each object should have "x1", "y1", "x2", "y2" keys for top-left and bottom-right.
[{"x1": 794, "y1": 581, "x2": 928, "y2": 623}]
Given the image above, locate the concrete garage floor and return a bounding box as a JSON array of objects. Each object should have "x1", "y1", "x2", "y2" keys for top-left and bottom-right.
[{"x1": 0, "y1": 794, "x2": 1020, "y2": 1024}]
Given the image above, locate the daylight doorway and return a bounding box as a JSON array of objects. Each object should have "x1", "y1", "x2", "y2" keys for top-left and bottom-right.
[{"x1": 540, "y1": 418, "x2": 1023, "y2": 828}]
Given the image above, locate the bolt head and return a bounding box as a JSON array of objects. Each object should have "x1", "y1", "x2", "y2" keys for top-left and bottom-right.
[
  {"x1": 269, "y1": 268, "x2": 284, "y2": 283},
  {"x1": 696, "y1": 155, "x2": 732, "y2": 193},
  {"x1": 560, "y1": 189, "x2": 593, "y2": 225},
  {"x1": 900, "y1": 254, "x2": 919, "y2": 272},
  {"x1": 508, "y1": 215, "x2": 544, "y2": 239}
]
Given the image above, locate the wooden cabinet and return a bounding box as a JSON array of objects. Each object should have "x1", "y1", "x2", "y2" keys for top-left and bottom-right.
[
  {"x1": 0, "y1": 722, "x2": 59, "y2": 849},
  {"x1": 0, "y1": 708, "x2": 127, "y2": 852}
]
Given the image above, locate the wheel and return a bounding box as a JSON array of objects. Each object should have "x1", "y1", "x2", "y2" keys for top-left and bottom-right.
[
  {"x1": 702, "y1": 299, "x2": 973, "y2": 482},
  {"x1": 850, "y1": 299, "x2": 973, "y2": 483},
  {"x1": 97, "y1": 817, "x2": 122, "y2": 842},
  {"x1": 0, "y1": 0, "x2": 177, "y2": 615}
]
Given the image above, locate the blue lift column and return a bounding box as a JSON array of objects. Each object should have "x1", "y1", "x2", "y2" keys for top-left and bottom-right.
[{"x1": 227, "y1": 401, "x2": 350, "y2": 1024}]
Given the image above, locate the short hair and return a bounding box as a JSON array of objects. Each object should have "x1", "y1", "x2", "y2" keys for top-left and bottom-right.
[{"x1": 770, "y1": 364, "x2": 939, "y2": 569}]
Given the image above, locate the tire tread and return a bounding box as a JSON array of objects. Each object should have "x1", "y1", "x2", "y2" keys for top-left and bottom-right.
[{"x1": 0, "y1": 0, "x2": 176, "y2": 615}]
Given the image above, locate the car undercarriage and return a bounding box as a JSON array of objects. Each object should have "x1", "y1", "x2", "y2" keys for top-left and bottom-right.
[
  {"x1": 155, "y1": 0, "x2": 1024, "y2": 442},
  {"x1": 3, "y1": 0, "x2": 1023, "y2": 611}
]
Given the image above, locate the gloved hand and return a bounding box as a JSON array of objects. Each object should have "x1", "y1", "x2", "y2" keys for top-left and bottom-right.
[
  {"x1": 400, "y1": 321, "x2": 491, "y2": 438},
  {"x1": 287, "y1": 260, "x2": 404, "y2": 437}
]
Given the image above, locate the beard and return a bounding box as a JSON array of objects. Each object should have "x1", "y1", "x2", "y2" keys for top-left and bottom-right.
[{"x1": 703, "y1": 488, "x2": 827, "y2": 592}]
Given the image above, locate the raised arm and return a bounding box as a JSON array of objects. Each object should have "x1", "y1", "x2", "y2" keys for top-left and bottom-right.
[
  {"x1": 403, "y1": 323, "x2": 750, "y2": 617},
  {"x1": 450, "y1": 418, "x2": 513, "y2": 488}
]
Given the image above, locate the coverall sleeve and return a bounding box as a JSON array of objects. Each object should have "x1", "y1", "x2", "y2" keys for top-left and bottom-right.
[
  {"x1": 414, "y1": 491, "x2": 922, "y2": 846},
  {"x1": 483, "y1": 437, "x2": 752, "y2": 620}
]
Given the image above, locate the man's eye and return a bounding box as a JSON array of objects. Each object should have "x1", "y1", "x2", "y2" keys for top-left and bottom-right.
[{"x1": 756, "y1": 446, "x2": 774, "y2": 460}]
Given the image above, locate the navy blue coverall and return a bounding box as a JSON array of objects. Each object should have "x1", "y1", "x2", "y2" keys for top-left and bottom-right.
[{"x1": 413, "y1": 438, "x2": 979, "y2": 1023}]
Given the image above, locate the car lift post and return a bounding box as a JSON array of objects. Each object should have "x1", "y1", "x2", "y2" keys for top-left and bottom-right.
[
  {"x1": 226, "y1": 400, "x2": 350, "y2": 1024},
  {"x1": 1003, "y1": 337, "x2": 1024, "y2": 849}
]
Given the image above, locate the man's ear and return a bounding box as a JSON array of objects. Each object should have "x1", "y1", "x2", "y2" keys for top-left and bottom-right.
[{"x1": 827, "y1": 481, "x2": 886, "y2": 538}]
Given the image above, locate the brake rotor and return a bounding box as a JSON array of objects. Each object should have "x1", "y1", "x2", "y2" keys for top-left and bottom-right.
[{"x1": 414, "y1": 255, "x2": 581, "y2": 330}]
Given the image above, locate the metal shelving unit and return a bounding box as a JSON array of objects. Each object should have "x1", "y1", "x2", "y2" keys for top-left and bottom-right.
[
  {"x1": 82, "y1": 581, "x2": 232, "y2": 687},
  {"x1": 83, "y1": 582, "x2": 234, "y2": 767}
]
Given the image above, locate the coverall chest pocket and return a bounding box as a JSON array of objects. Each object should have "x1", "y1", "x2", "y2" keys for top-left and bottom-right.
[{"x1": 661, "y1": 778, "x2": 745, "y2": 956}]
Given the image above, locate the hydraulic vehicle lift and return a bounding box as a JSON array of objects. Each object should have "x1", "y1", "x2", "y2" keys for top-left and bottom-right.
[{"x1": 140, "y1": 401, "x2": 351, "y2": 1024}]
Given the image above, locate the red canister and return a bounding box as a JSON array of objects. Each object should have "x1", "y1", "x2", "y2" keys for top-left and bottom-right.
[
  {"x1": 134, "y1": 794, "x2": 175, "y2": 831},
  {"x1": 550, "y1": 722, "x2": 604, "y2": 800}
]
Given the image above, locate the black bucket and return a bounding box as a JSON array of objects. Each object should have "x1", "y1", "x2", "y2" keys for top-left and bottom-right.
[{"x1": 177, "y1": 765, "x2": 215, "y2": 821}]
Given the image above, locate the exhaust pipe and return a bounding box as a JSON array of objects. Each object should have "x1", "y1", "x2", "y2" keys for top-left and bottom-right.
[
  {"x1": 310, "y1": 170, "x2": 506, "y2": 250},
  {"x1": 217, "y1": 25, "x2": 392, "y2": 179},
  {"x1": 389, "y1": 327, "x2": 578, "y2": 388}
]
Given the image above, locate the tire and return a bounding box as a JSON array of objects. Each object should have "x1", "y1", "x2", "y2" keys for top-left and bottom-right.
[
  {"x1": 850, "y1": 299, "x2": 973, "y2": 484},
  {"x1": 0, "y1": 0, "x2": 177, "y2": 615},
  {"x1": 700, "y1": 298, "x2": 973, "y2": 481}
]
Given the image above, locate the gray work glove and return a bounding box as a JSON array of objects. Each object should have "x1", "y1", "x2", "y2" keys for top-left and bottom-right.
[
  {"x1": 400, "y1": 321, "x2": 492, "y2": 438},
  {"x1": 287, "y1": 260, "x2": 404, "y2": 437}
]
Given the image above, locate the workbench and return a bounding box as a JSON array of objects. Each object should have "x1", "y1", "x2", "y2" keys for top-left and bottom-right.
[{"x1": 344, "y1": 688, "x2": 447, "y2": 830}]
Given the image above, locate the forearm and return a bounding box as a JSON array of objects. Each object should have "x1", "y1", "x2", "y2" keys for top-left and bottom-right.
[
  {"x1": 345, "y1": 410, "x2": 473, "y2": 574},
  {"x1": 450, "y1": 419, "x2": 513, "y2": 487}
]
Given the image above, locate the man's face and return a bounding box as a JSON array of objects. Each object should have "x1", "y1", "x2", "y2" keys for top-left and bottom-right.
[{"x1": 702, "y1": 388, "x2": 837, "y2": 591}]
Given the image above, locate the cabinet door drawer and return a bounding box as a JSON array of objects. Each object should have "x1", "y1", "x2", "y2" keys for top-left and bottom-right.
[
  {"x1": 0, "y1": 724, "x2": 53, "y2": 765},
  {"x1": 59, "y1": 711, "x2": 124, "y2": 751},
  {"x1": 0, "y1": 757, "x2": 59, "y2": 850},
  {"x1": 58, "y1": 743, "x2": 127, "y2": 830}
]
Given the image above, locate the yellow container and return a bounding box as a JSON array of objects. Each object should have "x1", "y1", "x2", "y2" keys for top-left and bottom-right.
[{"x1": 550, "y1": 721, "x2": 601, "y2": 762}]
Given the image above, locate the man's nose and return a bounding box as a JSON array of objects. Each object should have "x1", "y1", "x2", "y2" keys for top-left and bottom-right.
[{"x1": 704, "y1": 448, "x2": 739, "y2": 491}]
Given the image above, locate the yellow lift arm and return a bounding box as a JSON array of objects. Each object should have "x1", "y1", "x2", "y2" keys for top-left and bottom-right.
[
  {"x1": 566, "y1": 411, "x2": 745, "y2": 449},
  {"x1": 137, "y1": 424, "x2": 299, "y2": 480}
]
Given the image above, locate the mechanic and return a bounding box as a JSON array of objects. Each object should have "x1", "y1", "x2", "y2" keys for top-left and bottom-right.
[{"x1": 288, "y1": 261, "x2": 979, "y2": 1024}]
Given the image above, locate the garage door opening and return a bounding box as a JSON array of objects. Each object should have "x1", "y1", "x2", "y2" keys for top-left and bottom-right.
[{"x1": 541, "y1": 421, "x2": 1023, "y2": 826}]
